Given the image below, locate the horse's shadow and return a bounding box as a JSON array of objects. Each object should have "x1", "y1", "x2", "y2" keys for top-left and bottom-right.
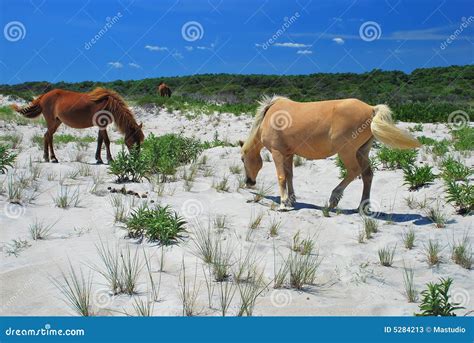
[{"x1": 260, "y1": 194, "x2": 436, "y2": 225}]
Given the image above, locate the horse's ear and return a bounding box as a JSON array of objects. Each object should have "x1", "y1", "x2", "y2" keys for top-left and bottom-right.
[
  {"x1": 238, "y1": 140, "x2": 244, "y2": 147},
  {"x1": 139, "y1": 122, "x2": 143, "y2": 128}
]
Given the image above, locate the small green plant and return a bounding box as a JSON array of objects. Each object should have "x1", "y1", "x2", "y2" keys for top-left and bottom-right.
[
  {"x1": 229, "y1": 164, "x2": 242, "y2": 174},
  {"x1": 402, "y1": 227, "x2": 415, "y2": 249},
  {"x1": 268, "y1": 216, "x2": 282, "y2": 237},
  {"x1": 53, "y1": 185, "x2": 81, "y2": 208},
  {"x1": 335, "y1": 156, "x2": 347, "y2": 179},
  {"x1": 415, "y1": 278, "x2": 464, "y2": 316},
  {"x1": 377, "y1": 147, "x2": 417, "y2": 169},
  {"x1": 213, "y1": 175, "x2": 230, "y2": 192},
  {"x1": 362, "y1": 216, "x2": 378, "y2": 239},
  {"x1": 109, "y1": 147, "x2": 148, "y2": 183},
  {"x1": 378, "y1": 245, "x2": 396, "y2": 267},
  {"x1": 410, "y1": 123, "x2": 423, "y2": 132},
  {"x1": 51, "y1": 263, "x2": 93, "y2": 316},
  {"x1": 444, "y1": 180, "x2": 473, "y2": 215},
  {"x1": 29, "y1": 219, "x2": 55, "y2": 240},
  {"x1": 403, "y1": 164, "x2": 436, "y2": 191},
  {"x1": 424, "y1": 240, "x2": 443, "y2": 266},
  {"x1": 0, "y1": 144, "x2": 16, "y2": 173},
  {"x1": 178, "y1": 261, "x2": 200, "y2": 316},
  {"x1": 402, "y1": 265, "x2": 418, "y2": 302},
  {"x1": 451, "y1": 126, "x2": 473, "y2": 151},
  {"x1": 441, "y1": 156, "x2": 472, "y2": 181},
  {"x1": 417, "y1": 136, "x2": 436, "y2": 145},
  {"x1": 252, "y1": 182, "x2": 273, "y2": 202},
  {"x1": 125, "y1": 205, "x2": 186, "y2": 245},
  {"x1": 451, "y1": 235, "x2": 472, "y2": 270},
  {"x1": 431, "y1": 139, "x2": 450, "y2": 157},
  {"x1": 291, "y1": 231, "x2": 315, "y2": 255},
  {"x1": 322, "y1": 202, "x2": 330, "y2": 217},
  {"x1": 425, "y1": 202, "x2": 448, "y2": 228},
  {"x1": 288, "y1": 252, "x2": 320, "y2": 289}
]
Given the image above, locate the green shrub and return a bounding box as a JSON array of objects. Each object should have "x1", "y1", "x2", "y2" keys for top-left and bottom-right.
[
  {"x1": 441, "y1": 156, "x2": 472, "y2": 181},
  {"x1": 125, "y1": 205, "x2": 186, "y2": 245},
  {"x1": 0, "y1": 144, "x2": 16, "y2": 173},
  {"x1": 142, "y1": 133, "x2": 203, "y2": 176},
  {"x1": 108, "y1": 147, "x2": 148, "y2": 183},
  {"x1": 377, "y1": 147, "x2": 417, "y2": 169},
  {"x1": 335, "y1": 156, "x2": 347, "y2": 179},
  {"x1": 431, "y1": 139, "x2": 450, "y2": 156},
  {"x1": 445, "y1": 180, "x2": 473, "y2": 215},
  {"x1": 451, "y1": 126, "x2": 473, "y2": 151},
  {"x1": 415, "y1": 278, "x2": 464, "y2": 316},
  {"x1": 417, "y1": 136, "x2": 436, "y2": 145},
  {"x1": 403, "y1": 165, "x2": 436, "y2": 190}
]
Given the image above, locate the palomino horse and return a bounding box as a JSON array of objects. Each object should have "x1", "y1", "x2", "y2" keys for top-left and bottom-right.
[
  {"x1": 240, "y1": 95, "x2": 421, "y2": 212},
  {"x1": 158, "y1": 82, "x2": 172, "y2": 97},
  {"x1": 12, "y1": 88, "x2": 144, "y2": 164}
]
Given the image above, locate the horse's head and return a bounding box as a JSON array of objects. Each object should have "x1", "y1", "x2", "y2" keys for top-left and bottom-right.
[
  {"x1": 125, "y1": 123, "x2": 145, "y2": 151},
  {"x1": 239, "y1": 140, "x2": 262, "y2": 188}
]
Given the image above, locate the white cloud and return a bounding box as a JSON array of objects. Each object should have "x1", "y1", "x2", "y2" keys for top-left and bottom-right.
[
  {"x1": 296, "y1": 50, "x2": 312, "y2": 55},
  {"x1": 197, "y1": 46, "x2": 207, "y2": 50},
  {"x1": 145, "y1": 45, "x2": 168, "y2": 51},
  {"x1": 172, "y1": 52, "x2": 183, "y2": 59},
  {"x1": 129, "y1": 62, "x2": 141, "y2": 68},
  {"x1": 274, "y1": 42, "x2": 311, "y2": 48},
  {"x1": 332, "y1": 37, "x2": 345, "y2": 45},
  {"x1": 108, "y1": 61, "x2": 123, "y2": 68},
  {"x1": 184, "y1": 46, "x2": 193, "y2": 51}
]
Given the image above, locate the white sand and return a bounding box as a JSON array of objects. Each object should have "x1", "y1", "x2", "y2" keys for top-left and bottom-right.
[{"x1": 0, "y1": 99, "x2": 472, "y2": 316}]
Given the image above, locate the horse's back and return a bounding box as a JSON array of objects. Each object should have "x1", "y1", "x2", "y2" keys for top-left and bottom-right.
[{"x1": 261, "y1": 98, "x2": 374, "y2": 158}]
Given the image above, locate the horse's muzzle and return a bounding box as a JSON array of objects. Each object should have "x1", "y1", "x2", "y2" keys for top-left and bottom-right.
[{"x1": 246, "y1": 177, "x2": 256, "y2": 188}]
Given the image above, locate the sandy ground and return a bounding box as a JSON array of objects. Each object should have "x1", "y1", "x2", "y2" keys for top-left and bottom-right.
[{"x1": 0, "y1": 95, "x2": 472, "y2": 316}]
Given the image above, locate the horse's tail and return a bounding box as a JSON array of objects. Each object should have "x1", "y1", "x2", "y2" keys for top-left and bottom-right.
[
  {"x1": 11, "y1": 95, "x2": 44, "y2": 118},
  {"x1": 371, "y1": 104, "x2": 421, "y2": 149}
]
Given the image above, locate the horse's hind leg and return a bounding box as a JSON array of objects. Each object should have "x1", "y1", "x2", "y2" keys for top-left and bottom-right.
[
  {"x1": 95, "y1": 131, "x2": 104, "y2": 164},
  {"x1": 329, "y1": 151, "x2": 361, "y2": 208},
  {"x1": 43, "y1": 131, "x2": 50, "y2": 162},
  {"x1": 356, "y1": 138, "x2": 374, "y2": 213},
  {"x1": 48, "y1": 118, "x2": 62, "y2": 163}
]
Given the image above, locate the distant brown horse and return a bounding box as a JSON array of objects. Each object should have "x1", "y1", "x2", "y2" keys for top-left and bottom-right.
[
  {"x1": 240, "y1": 95, "x2": 421, "y2": 212},
  {"x1": 158, "y1": 82, "x2": 172, "y2": 97},
  {"x1": 12, "y1": 88, "x2": 144, "y2": 164}
]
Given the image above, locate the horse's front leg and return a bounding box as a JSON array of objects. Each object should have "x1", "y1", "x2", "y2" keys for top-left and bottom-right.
[
  {"x1": 272, "y1": 151, "x2": 292, "y2": 211},
  {"x1": 102, "y1": 130, "x2": 113, "y2": 163},
  {"x1": 95, "y1": 130, "x2": 104, "y2": 164},
  {"x1": 284, "y1": 154, "x2": 296, "y2": 206}
]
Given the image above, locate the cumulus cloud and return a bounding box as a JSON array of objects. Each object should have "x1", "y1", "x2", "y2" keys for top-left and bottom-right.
[
  {"x1": 129, "y1": 62, "x2": 141, "y2": 68},
  {"x1": 332, "y1": 37, "x2": 345, "y2": 45},
  {"x1": 145, "y1": 45, "x2": 168, "y2": 51},
  {"x1": 296, "y1": 50, "x2": 312, "y2": 55},
  {"x1": 108, "y1": 61, "x2": 123, "y2": 68},
  {"x1": 274, "y1": 42, "x2": 311, "y2": 48}
]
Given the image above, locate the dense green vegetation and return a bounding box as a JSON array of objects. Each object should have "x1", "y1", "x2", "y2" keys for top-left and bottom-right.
[{"x1": 1, "y1": 65, "x2": 473, "y2": 122}]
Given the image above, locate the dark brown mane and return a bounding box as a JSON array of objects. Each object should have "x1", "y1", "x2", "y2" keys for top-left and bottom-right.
[{"x1": 88, "y1": 87, "x2": 140, "y2": 135}]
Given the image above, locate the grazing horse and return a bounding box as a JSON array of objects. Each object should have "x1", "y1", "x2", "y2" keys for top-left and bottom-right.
[
  {"x1": 240, "y1": 95, "x2": 421, "y2": 212},
  {"x1": 158, "y1": 82, "x2": 172, "y2": 97},
  {"x1": 12, "y1": 88, "x2": 145, "y2": 164}
]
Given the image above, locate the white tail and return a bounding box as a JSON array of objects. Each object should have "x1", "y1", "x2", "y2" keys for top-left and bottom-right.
[{"x1": 371, "y1": 104, "x2": 421, "y2": 149}]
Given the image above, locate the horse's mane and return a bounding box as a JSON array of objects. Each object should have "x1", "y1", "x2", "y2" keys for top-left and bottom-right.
[
  {"x1": 88, "y1": 87, "x2": 139, "y2": 134},
  {"x1": 242, "y1": 94, "x2": 288, "y2": 153}
]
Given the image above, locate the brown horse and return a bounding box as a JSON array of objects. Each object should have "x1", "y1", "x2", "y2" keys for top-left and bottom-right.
[
  {"x1": 240, "y1": 95, "x2": 421, "y2": 212},
  {"x1": 158, "y1": 82, "x2": 172, "y2": 97},
  {"x1": 12, "y1": 88, "x2": 144, "y2": 164}
]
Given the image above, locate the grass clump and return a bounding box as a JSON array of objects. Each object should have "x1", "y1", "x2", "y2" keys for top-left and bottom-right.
[
  {"x1": 0, "y1": 144, "x2": 16, "y2": 173},
  {"x1": 401, "y1": 227, "x2": 416, "y2": 249},
  {"x1": 424, "y1": 240, "x2": 443, "y2": 266},
  {"x1": 362, "y1": 216, "x2": 378, "y2": 239},
  {"x1": 415, "y1": 278, "x2": 464, "y2": 316},
  {"x1": 402, "y1": 265, "x2": 418, "y2": 303},
  {"x1": 451, "y1": 126, "x2": 473, "y2": 151},
  {"x1": 125, "y1": 204, "x2": 186, "y2": 245},
  {"x1": 378, "y1": 245, "x2": 396, "y2": 266},
  {"x1": 29, "y1": 219, "x2": 55, "y2": 240},
  {"x1": 377, "y1": 147, "x2": 417, "y2": 169},
  {"x1": 424, "y1": 202, "x2": 448, "y2": 228},
  {"x1": 109, "y1": 147, "x2": 148, "y2": 183},
  {"x1": 402, "y1": 164, "x2": 436, "y2": 191},
  {"x1": 451, "y1": 235, "x2": 472, "y2": 270},
  {"x1": 53, "y1": 185, "x2": 81, "y2": 208}
]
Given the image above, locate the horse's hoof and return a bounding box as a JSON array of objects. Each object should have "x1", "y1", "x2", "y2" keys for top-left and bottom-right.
[
  {"x1": 278, "y1": 204, "x2": 293, "y2": 212},
  {"x1": 51, "y1": 158, "x2": 59, "y2": 163},
  {"x1": 96, "y1": 160, "x2": 104, "y2": 165}
]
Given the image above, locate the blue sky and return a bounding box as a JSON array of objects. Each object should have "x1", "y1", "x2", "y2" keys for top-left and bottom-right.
[{"x1": 0, "y1": 0, "x2": 473, "y2": 84}]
